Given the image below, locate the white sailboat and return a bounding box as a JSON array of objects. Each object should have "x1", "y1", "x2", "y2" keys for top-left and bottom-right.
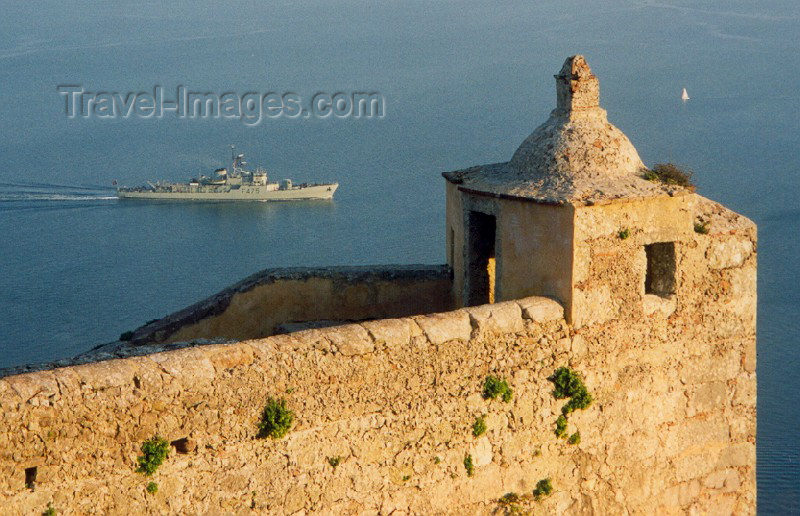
[{"x1": 681, "y1": 88, "x2": 690, "y2": 101}]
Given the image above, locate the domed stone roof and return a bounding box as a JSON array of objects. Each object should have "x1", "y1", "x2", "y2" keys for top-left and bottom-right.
[
  {"x1": 443, "y1": 55, "x2": 688, "y2": 205},
  {"x1": 509, "y1": 55, "x2": 645, "y2": 181}
]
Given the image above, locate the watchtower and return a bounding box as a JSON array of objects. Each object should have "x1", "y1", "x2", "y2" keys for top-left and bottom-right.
[{"x1": 443, "y1": 55, "x2": 694, "y2": 325}]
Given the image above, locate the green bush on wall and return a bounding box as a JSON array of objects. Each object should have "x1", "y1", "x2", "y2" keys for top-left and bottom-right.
[
  {"x1": 533, "y1": 478, "x2": 553, "y2": 500},
  {"x1": 463, "y1": 454, "x2": 475, "y2": 477},
  {"x1": 643, "y1": 163, "x2": 695, "y2": 189},
  {"x1": 257, "y1": 397, "x2": 294, "y2": 439},
  {"x1": 483, "y1": 375, "x2": 513, "y2": 402},
  {"x1": 136, "y1": 436, "x2": 170, "y2": 476},
  {"x1": 472, "y1": 416, "x2": 487, "y2": 437},
  {"x1": 548, "y1": 367, "x2": 593, "y2": 415}
]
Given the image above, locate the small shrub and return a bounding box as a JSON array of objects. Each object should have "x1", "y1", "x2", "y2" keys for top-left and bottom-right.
[
  {"x1": 483, "y1": 375, "x2": 513, "y2": 402},
  {"x1": 643, "y1": 163, "x2": 695, "y2": 189},
  {"x1": 433, "y1": 456, "x2": 441, "y2": 464},
  {"x1": 257, "y1": 398, "x2": 294, "y2": 439},
  {"x1": 548, "y1": 367, "x2": 584, "y2": 400},
  {"x1": 472, "y1": 416, "x2": 487, "y2": 437},
  {"x1": 42, "y1": 504, "x2": 56, "y2": 516},
  {"x1": 548, "y1": 367, "x2": 593, "y2": 415},
  {"x1": 327, "y1": 456, "x2": 341, "y2": 468},
  {"x1": 464, "y1": 454, "x2": 475, "y2": 477},
  {"x1": 694, "y1": 220, "x2": 710, "y2": 234},
  {"x1": 618, "y1": 228, "x2": 630, "y2": 240},
  {"x1": 554, "y1": 415, "x2": 568, "y2": 438},
  {"x1": 119, "y1": 331, "x2": 134, "y2": 341},
  {"x1": 402, "y1": 474, "x2": 411, "y2": 481},
  {"x1": 145, "y1": 481, "x2": 158, "y2": 494},
  {"x1": 498, "y1": 492, "x2": 520, "y2": 505},
  {"x1": 136, "y1": 436, "x2": 169, "y2": 476},
  {"x1": 567, "y1": 431, "x2": 581, "y2": 445},
  {"x1": 533, "y1": 478, "x2": 553, "y2": 500}
]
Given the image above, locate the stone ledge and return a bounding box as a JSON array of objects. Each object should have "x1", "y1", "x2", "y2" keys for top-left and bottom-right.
[{"x1": 1, "y1": 296, "x2": 566, "y2": 386}]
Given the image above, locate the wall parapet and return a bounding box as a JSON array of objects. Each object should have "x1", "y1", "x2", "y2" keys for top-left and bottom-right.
[
  {"x1": 128, "y1": 263, "x2": 455, "y2": 346},
  {"x1": 0, "y1": 264, "x2": 455, "y2": 378}
]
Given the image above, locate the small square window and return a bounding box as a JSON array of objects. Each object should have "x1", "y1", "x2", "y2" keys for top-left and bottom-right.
[
  {"x1": 24, "y1": 466, "x2": 37, "y2": 489},
  {"x1": 645, "y1": 242, "x2": 676, "y2": 297}
]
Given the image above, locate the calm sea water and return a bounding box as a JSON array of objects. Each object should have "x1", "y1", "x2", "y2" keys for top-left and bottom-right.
[{"x1": 0, "y1": 0, "x2": 797, "y2": 510}]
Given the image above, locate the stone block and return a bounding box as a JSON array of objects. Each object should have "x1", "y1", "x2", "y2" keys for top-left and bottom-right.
[
  {"x1": 703, "y1": 469, "x2": 740, "y2": 492},
  {"x1": 663, "y1": 419, "x2": 729, "y2": 457},
  {"x1": 204, "y1": 343, "x2": 255, "y2": 371},
  {"x1": 283, "y1": 328, "x2": 331, "y2": 352},
  {"x1": 148, "y1": 348, "x2": 216, "y2": 385},
  {"x1": 71, "y1": 360, "x2": 138, "y2": 392},
  {"x1": 679, "y1": 480, "x2": 701, "y2": 506},
  {"x1": 361, "y1": 318, "x2": 417, "y2": 347},
  {"x1": 323, "y1": 323, "x2": 374, "y2": 356},
  {"x1": 465, "y1": 301, "x2": 524, "y2": 334},
  {"x1": 248, "y1": 334, "x2": 287, "y2": 355},
  {"x1": 471, "y1": 436, "x2": 493, "y2": 467},
  {"x1": 732, "y1": 376, "x2": 756, "y2": 407},
  {"x1": 413, "y1": 310, "x2": 472, "y2": 345},
  {"x1": 673, "y1": 449, "x2": 720, "y2": 482},
  {"x1": 284, "y1": 486, "x2": 308, "y2": 513},
  {"x1": 716, "y1": 442, "x2": 755, "y2": 468},
  {"x1": 4, "y1": 371, "x2": 59, "y2": 403},
  {"x1": 680, "y1": 350, "x2": 740, "y2": 383},
  {"x1": 570, "y1": 334, "x2": 587, "y2": 356},
  {"x1": 707, "y1": 237, "x2": 753, "y2": 270},
  {"x1": 687, "y1": 381, "x2": 727, "y2": 416},
  {"x1": 642, "y1": 294, "x2": 676, "y2": 317},
  {"x1": 517, "y1": 297, "x2": 564, "y2": 322},
  {"x1": 572, "y1": 286, "x2": 616, "y2": 328}
]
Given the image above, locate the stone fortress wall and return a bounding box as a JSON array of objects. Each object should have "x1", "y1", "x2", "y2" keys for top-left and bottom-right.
[{"x1": 0, "y1": 193, "x2": 756, "y2": 514}]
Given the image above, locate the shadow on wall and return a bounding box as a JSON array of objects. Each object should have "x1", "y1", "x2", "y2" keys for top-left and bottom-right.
[{"x1": 127, "y1": 265, "x2": 455, "y2": 345}]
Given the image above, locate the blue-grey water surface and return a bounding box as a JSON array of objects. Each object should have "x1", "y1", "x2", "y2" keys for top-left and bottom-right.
[{"x1": 0, "y1": 0, "x2": 797, "y2": 511}]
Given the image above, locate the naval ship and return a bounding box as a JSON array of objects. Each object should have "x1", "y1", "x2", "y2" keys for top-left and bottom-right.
[{"x1": 117, "y1": 147, "x2": 338, "y2": 201}]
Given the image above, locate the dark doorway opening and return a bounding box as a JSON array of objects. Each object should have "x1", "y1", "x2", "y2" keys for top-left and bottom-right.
[{"x1": 466, "y1": 211, "x2": 496, "y2": 306}]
